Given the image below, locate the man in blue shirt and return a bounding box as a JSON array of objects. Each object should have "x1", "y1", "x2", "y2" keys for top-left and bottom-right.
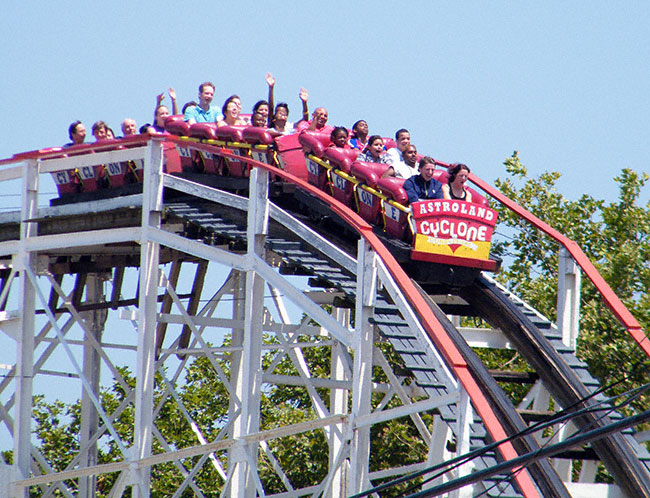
[
  {"x1": 184, "y1": 82, "x2": 219, "y2": 124},
  {"x1": 403, "y1": 156, "x2": 444, "y2": 204}
]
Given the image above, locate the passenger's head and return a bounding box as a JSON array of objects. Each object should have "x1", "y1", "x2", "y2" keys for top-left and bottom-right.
[
  {"x1": 418, "y1": 156, "x2": 437, "y2": 181},
  {"x1": 155, "y1": 105, "x2": 170, "y2": 128},
  {"x1": 139, "y1": 123, "x2": 155, "y2": 134},
  {"x1": 365, "y1": 135, "x2": 384, "y2": 159},
  {"x1": 68, "y1": 120, "x2": 86, "y2": 144},
  {"x1": 395, "y1": 129, "x2": 410, "y2": 151},
  {"x1": 403, "y1": 144, "x2": 418, "y2": 167},
  {"x1": 272, "y1": 103, "x2": 289, "y2": 128},
  {"x1": 330, "y1": 127, "x2": 349, "y2": 148},
  {"x1": 352, "y1": 120, "x2": 368, "y2": 138},
  {"x1": 448, "y1": 163, "x2": 471, "y2": 187},
  {"x1": 105, "y1": 127, "x2": 115, "y2": 140},
  {"x1": 121, "y1": 119, "x2": 137, "y2": 136},
  {"x1": 198, "y1": 82, "x2": 215, "y2": 109},
  {"x1": 312, "y1": 107, "x2": 328, "y2": 128},
  {"x1": 253, "y1": 100, "x2": 270, "y2": 118},
  {"x1": 182, "y1": 101, "x2": 197, "y2": 115},
  {"x1": 251, "y1": 112, "x2": 267, "y2": 128},
  {"x1": 222, "y1": 95, "x2": 241, "y2": 122},
  {"x1": 92, "y1": 121, "x2": 108, "y2": 141}
]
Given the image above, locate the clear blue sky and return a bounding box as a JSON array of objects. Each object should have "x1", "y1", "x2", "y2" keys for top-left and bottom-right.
[{"x1": 2, "y1": 2, "x2": 649, "y2": 206}]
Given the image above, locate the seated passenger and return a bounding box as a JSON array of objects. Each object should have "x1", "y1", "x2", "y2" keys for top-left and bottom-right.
[
  {"x1": 121, "y1": 119, "x2": 137, "y2": 137},
  {"x1": 266, "y1": 72, "x2": 310, "y2": 124},
  {"x1": 251, "y1": 111, "x2": 267, "y2": 128},
  {"x1": 295, "y1": 107, "x2": 333, "y2": 134},
  {"x1": 182, "y1": 101, "x2": 197, "y2": 115},
  {"x1": 329, "y1": 127, "x2": 350, "y2": 148},
  {"x1": 92, "y1": 121, "x2": 109, "y2": 141},
  {"x1": 105, "y1": 127, "x2": 115, "y2": 139},
  {"x1": 156, "y1": 88, "x2": 179, "y2": 116},
  {"x1": 217, "y1": 95, "x2": 247, "y2": 127},
  {"x1": 185, "y1": 82, "x2": 218, "y2": 124},
  {"x1": 385, "y1": 128, "x2": 411, "y2": 168},
  {"x1": 139, "y1": 123, "x2": 156, "y2": 134},
  {"x1": 252, "y1": 100, "x2": 270, "y2": 125},
  {"x1": 349, "y1": 120, "x2": 369, "y2": 150},
  {"x1": 65, "y1": 120, "x2": 86, "y2": 147},
  {"x1": 403, "y1": 156, "x2": 444, "y2": 203},
  {"x1": 357, "y1": 135, "x2": 390, "y2": 165},
  {"x1": 387, "y1": 144, "x2": 419, "y2": 179},
  {"x1": 152, "y1": 105, "x2": 170, "y2": 133},
  {"x1": 269, "y1": 103, "x2": 294, "y2": 134},
  {"x1": 442, "y1": 163, "x2": 473, "y2": 202},
  {"x1": 152, "y1": 88, "x2": 177, "y2": 133}
]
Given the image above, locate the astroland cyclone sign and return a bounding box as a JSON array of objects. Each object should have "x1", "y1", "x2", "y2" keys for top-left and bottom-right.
[{"x1": 412, "y1": 199, "x2": 498, "y2": 260}]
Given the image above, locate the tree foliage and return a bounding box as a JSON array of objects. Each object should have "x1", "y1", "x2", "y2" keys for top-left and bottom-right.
[
  {"x1": 492, "y1": 151, "x2": 650, "y2": 413},
  {"x1": 27, "y1": 336, "x2": 426, "y2": 497}
]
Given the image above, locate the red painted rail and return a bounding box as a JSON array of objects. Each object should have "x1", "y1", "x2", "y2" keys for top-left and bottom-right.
[{"x1": 469, "y1": 172, "x2": 650, "y2": 358}]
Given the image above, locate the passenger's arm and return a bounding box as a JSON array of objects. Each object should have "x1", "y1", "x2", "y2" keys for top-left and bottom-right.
[
  {"x1": 168, "y1": 88, "x2": 178, "y2": 115},
  {"x1": 299, "y1": 87, "x2": 309, "y2": 121},
  {"x1": 403, "y1": 178, "x2": 419, "y2": 204},
  {"x1": 266, "y1": 73, "x2": 275, "y2": 126},
  {"x1": 441, "y1": 183, "x2": 451, "y2": 200}
]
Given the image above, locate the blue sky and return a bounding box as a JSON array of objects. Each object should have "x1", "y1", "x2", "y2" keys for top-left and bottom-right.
[{"x1": 2, "y1": 1, "x2": 649, "y2": 207}]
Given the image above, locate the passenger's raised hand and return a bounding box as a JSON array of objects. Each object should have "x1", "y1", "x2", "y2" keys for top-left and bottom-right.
[
  {"x1": 265, "y1": 72, "x2": 275, "y2": 87},
  {"x1": 299, "y1": 87, "x2": 308, "y2": 102}
]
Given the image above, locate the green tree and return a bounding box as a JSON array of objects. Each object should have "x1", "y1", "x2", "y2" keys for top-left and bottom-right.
[{"x1": 492, "y1": 151, "x2": 650, "y2": 413}]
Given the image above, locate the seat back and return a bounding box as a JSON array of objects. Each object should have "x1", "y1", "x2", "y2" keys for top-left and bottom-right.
[
  {"x1": 215, "y1": 126, "x2": 248, "y2": 177},
  {"x1": 165, "y1": 116, "x2": 190, "y2": 136}
]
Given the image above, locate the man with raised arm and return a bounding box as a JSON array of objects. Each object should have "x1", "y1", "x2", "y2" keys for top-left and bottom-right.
[
  {"x1": 296, "y1": 107, "x2": 334, "y2": 134},
  {"x1": 184, "y1": 82, "x2": 219, "y2": 125},
  {"x1": 403, "y1": 156, "x2": 444, "y2": 203}
]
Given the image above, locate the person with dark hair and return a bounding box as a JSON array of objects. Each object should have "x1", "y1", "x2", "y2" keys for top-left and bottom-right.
[
  {"x1": 251, "y1": 112, "x2": 267, "y2": 128},
  {"x1": 153, "y1": 105, "x2": 170, "y2": 133},
  {"x1": 182, "y1": 101, "x2": 197, "y2": 115},
  {"x1": 269, "y1": 102, "x2": 293, "y2": 134},
  {"x1": 252, "y1": 100, "x2": 270, "y2": 124},
  {"x1": 266, "y1": 73, "x2": 310, "y2": 126},
  {"x1": 357, "y1": 135, "x2": 390, "y2": 164},
  {"x1": 185, "y1": 82, "x2": 218, "y2": 124},
  {"x1": 65, "y1": 120, "x2": 86, "y2": 147},
  {"x1": 139, "y1": 123, "x2": 155, "y2": 134},
  {"x1": 121, "y1": 119, "x2": 137, "y2": 137},
  {"x1": 217, "y1": 95, "x2": 246, "y2": 127},
  {"x1": 329, "y1": 127, "x2": 350, "y2": 148},
  {"x1": 385, "y1": 128, "x2": 411, "y2": 167},
  {"x1": 386, "y1": 144, "x2": 419, "y2": 179},
  {"x1": 442, "y1": 163, "x2": 473, "y2": 202},
  {"x1": 92, "y1": 121, "x2": 109, "y2": 141},
  {"x1": 349, "y1": 120, "x2": 369, "y2": 150},
  {"x1": 403, "y1": 156, "x2": 444, "y2": 204}
]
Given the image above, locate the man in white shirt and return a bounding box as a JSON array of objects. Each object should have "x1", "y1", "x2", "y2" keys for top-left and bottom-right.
[{"x1": 385, "y1": 128, "x2": 415, "y2": 178}]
